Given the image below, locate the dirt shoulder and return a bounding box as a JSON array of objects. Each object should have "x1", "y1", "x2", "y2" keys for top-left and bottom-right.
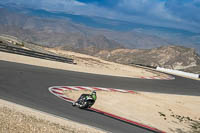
[
  {"x1": 65, "y1": 90, "x2": 200, "y2": 133},
  {"x1": 0, "y1": 99, "x2": 106, "y2": 133}
]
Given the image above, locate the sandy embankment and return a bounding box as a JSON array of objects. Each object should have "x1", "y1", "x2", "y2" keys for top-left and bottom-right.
[
  {"x1": 0, "y1": 99, "x2": 105, "y2": 133},
  {"x1": 65, "y1": 90, "x2": 200, "y2": 133}
]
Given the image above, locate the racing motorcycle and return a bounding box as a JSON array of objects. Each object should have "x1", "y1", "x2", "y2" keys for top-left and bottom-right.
[{"x1": 73, "y1": 95, "x2": 95, "y2": 109}]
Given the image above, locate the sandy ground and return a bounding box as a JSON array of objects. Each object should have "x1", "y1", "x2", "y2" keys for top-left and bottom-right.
[
  {"x1": 65, "y1": 90, "x2": 200, "y2": 133},
  {"x1": 0, "y1": 99, "x2": 106, "y2": 133}
]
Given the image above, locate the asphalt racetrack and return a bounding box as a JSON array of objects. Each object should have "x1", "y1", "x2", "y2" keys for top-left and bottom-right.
[{"x1": 0, "y1": 60, "x2": 199, "y2": 133}]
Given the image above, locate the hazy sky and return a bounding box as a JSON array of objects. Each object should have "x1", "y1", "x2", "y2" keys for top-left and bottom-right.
[{"x1": 1, "y1": 0, "x2": 200, "y2": 33}]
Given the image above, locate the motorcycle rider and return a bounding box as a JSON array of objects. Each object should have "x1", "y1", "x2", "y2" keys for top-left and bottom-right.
[{"x1": 72, "y1": 90, "x2": 97, "y2": 107}]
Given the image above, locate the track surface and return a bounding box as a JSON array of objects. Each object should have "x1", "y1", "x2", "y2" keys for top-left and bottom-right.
[{"x1": 0, "y1": 60, "x2": 199, "y2": 133}]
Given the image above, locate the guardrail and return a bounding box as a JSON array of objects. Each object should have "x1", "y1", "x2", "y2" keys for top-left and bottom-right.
[
  {"x1": 156, "y1": 67, "x2": 200, "y2": 79},
  {"x1": 131, "y1": 63, "x2": 157, "y2": 69},
  {"x1": 132, "y1": 62, "x2": 200, "y2": 79},
  {"x1": 0, "y1": 43, "x2": 74, "y2": 64}
]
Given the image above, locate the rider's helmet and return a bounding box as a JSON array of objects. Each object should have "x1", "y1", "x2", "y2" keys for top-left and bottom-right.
[
  {"x1": 91, "y1": 90, "x2": 96, "y2": 95},
  {"x1": 91, "y1": 90, "x2": 97, "y2": 100}
]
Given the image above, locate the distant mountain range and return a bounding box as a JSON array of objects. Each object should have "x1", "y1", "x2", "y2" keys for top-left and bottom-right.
[{"x1": 0, "y1": 3, "x2": 200, "y2": 53}]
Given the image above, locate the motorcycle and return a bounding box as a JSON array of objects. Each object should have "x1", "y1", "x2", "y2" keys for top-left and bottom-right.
[{"x1": 73, "y1": 95, "x2": 95, "y2": 109}]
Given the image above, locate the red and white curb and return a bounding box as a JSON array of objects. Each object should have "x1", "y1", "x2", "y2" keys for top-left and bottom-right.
[
  {"x1": 49, "y1": 86, "x2": 136, "y2": 102},
  {"x1": 140, "y1": 76, "x2": 175, "y2": 80},
  {"x1": 48, "y1": 86, "x2": 165, "y2": 133}
]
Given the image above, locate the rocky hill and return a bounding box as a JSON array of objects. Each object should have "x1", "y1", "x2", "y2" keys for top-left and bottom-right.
[{"x1": 95, "y1": 45, "x2": 200, "y2": 71}]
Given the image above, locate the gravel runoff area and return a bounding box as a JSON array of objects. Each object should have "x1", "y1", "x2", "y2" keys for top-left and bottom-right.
[{"x1": 0, "y1": 99, "x2": 106, "y2": 133}]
